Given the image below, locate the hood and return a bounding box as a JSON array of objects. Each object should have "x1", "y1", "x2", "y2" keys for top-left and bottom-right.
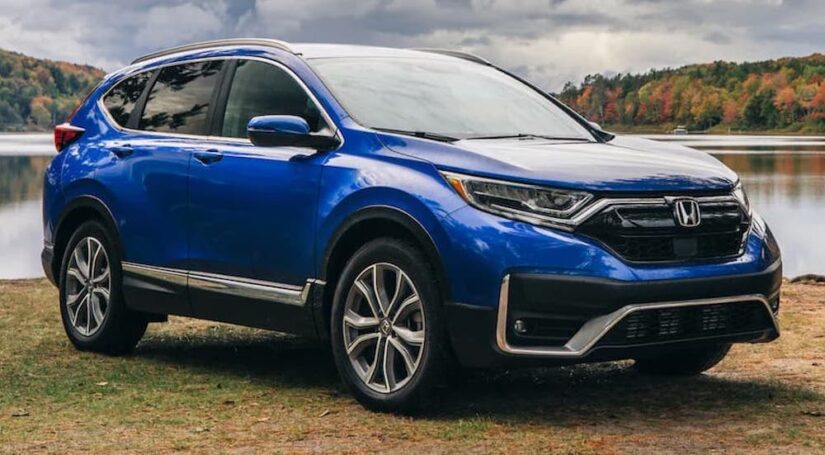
[{"x1": 379, "y1": 133, "x2": 738, "y2": 193}]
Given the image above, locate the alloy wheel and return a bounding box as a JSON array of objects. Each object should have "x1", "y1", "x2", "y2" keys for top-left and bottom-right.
[
  {"x1": 343, "y1": 262, "x2": 425, "y2": 393},
  {"x1": 64, "y1": 237, "x2": 111, "y2": 337}
]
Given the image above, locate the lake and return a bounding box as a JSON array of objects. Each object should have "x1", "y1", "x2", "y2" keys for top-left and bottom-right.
[{"x1": 1, "y1": 134, "x2": 823, "y2": 279}]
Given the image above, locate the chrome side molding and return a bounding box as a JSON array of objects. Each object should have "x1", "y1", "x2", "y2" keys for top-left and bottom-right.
[
  {"x1": 495, "y1": 275, "x2": 780, "y2": 358},
  {"x1": 122, "y1": 262, "x2": 188, "y2": 287},
  {"x1": 122, "y1": 262, "x2": 321, "y2": 306}
]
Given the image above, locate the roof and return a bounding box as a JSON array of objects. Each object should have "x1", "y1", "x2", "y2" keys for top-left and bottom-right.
[
  {"x1": 292, "y1": 43, "x2": 490, "y2": 64},
  {"x1": 131, "y1": 39, "x2": 490, "y2": 66}
]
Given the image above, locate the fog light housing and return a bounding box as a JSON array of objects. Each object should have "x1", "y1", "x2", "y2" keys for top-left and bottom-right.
[
  {"x1": 769, "y1": 295, "x2": 780, "y2": 313},
  {"x1": 513, "y1": 319, "x2": 528, "y2": 334}
]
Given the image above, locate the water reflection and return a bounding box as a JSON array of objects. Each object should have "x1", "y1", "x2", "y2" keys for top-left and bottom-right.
[
  {"x1": 0, "y1": 155, "x2": 51, "y2": 278},
  {"x1": 715, "y1": 153, "x2": 825, "y2": 200},
  {"x1": 712, "y1": 152, "x2": 825, "y2": 277},
  {"x1": 0, "y1": 135, "x2": 823, "y2": 279}
]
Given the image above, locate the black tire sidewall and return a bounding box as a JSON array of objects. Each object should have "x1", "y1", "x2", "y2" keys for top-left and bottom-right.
[
  {"x1": 330, "y1": 238, "x2": 446, "y2": 412},
  {"x1": 58, "y1": 220, "x2": 132, "y2": 350}
]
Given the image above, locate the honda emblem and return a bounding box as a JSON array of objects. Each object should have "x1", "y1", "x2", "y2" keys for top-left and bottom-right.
[{"x1": 672, "y1": 198, "x2": 701, "y2": 227}]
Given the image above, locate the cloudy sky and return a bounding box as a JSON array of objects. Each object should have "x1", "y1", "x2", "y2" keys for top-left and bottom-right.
[{"x1": 0, "y1": 0, "x2": 822, "y2": 91}]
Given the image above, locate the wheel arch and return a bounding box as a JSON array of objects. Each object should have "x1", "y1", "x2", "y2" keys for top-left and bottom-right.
[
  {"x1": 315, "y1": 206, "x2": 450, "y2": 340},
  {"x1": 52, "y1": 196, "x2": 121, "y2": 282}
]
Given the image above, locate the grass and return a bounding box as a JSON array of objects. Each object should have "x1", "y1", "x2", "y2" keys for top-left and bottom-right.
[{"x1": 1, "y1": 279, "x2": 823, "y2": 454}]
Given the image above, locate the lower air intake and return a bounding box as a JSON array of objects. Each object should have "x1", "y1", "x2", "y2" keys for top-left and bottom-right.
[{"x1": 598, "y1": 300, "x2": 773, "y2": 346}]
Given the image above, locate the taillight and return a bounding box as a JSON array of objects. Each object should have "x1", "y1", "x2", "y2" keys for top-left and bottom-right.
[{"x1": 54, "y1": 123, "x2": 85, "y2": 152}]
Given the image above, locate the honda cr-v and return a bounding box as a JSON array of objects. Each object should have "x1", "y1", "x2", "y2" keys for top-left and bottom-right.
[{"x1": 42, "y1": 39, "x2": 781, "y2": 412}]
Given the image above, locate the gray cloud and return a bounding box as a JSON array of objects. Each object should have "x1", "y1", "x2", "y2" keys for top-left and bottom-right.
[{"x1": 0, "y1": 0, "x2": 822, "y2": 90}]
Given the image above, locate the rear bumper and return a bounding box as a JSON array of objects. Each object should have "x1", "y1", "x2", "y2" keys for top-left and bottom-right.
[
  {"x1": 447, "y1": 260, "x2": 781, "y2": 368},
  {"x1": 41, "y1": 243, "x2": 57, "y2": 287}
]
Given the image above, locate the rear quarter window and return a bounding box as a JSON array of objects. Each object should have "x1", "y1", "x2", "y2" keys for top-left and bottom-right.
[{"x1": 102, "y1": 72, "x2": 152, "y2": 127}]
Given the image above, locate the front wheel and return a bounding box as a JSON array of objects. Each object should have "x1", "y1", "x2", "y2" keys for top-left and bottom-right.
[
  {"x1": 59, "y1": 220, "x2": 147, "y2": 355},
  {"x1": 330, "y1": 238, "x2": 449, "y2": 413}
]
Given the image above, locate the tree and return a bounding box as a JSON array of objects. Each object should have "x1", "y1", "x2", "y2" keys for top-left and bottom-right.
[
  {"x1": 0, "y1": 48, "x2": 103, "y2": 131},
  {"x1": 744, "y1": 89, "x2": 779, "y2": 128},
  {"x1": 0, "y1": 99, "x2": 23, "y2": 128},
  {"x1": 29, "y1": 95, "x2": 53, "y2": 127}
]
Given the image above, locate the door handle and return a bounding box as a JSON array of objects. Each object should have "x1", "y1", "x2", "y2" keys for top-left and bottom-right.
[
  {"x1": 109, "y1": 145, "x2": 134, "y2": 158},
  {"x1": 194, "y1": 150, "x2": 223, "y2": 165}
]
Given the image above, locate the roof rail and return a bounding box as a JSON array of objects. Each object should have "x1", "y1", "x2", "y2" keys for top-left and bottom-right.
[
  {"x1": 131, "y1": 38, "x2": 294, "y2": 65},
  {"x1": 413, "y1": 48, "x2": 491, "y2": 65}
]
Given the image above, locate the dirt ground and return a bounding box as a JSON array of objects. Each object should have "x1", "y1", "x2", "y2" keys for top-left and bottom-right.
[{"x1": 0, "y1": 279, "x2": 823, "y2": 454}]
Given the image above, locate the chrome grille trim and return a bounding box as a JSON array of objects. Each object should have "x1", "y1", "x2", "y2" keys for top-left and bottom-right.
[
  {"x1": 577, "y1": 196, "x2": 750, "y2": 263},
  {"x1": 564, "y1": 194, "x2": 740, "y2": 228},
  {"x1": 495, "y1": 274, "x2": 779, "y2": 358}
]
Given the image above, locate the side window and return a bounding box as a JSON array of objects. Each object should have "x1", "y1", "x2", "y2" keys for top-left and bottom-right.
[
  {"x1": 221, "y1": 60, "x2": 326, "y2": 139},
  {"x1": 102, "y1": 72, "x2": 152, "y2": 127},
  {"x1": 139, "y1": 61, "x2": 223, "y2": 135}
]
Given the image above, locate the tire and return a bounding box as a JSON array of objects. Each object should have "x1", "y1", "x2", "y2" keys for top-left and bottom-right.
[
  {"x1": 633, "y1": 344, "x2": 731, "y2": 376},
  {"x1": 58, "y1": 220, "x2": 147, "y2": 355},
  {"x1": 330, "y1": 238, "x2": 450, "y2": 413}
]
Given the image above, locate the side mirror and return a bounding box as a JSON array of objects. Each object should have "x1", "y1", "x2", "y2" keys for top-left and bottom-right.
[
  {"x1": 247, "y1": 115, "x2": 340, "y2": 150},
  {"x1": 588, "y1": 121, "x2": 602, "y2": 131}
]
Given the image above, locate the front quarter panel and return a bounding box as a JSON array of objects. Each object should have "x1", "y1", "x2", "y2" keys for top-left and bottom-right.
[{"x1": 315, "y1": 125, "x2": 465, "y2": 280}]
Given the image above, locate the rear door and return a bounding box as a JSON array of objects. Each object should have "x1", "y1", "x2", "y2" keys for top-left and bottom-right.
[
  {"x1": 98, "y1": 60, "x2": 225, "y2": 316},
  {"x1": 187, "y1": 58, "x2": 329, "y2": 333}
]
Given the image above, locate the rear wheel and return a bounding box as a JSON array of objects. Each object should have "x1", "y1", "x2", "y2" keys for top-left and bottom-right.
[
  {"x1": 330, "y1": 238, "x2": 449, "y2": 413},
  {"x1": 59, "y1": 220, "x2": 147, "y2": 355},
  {"x1": 633, "y1": 344, "x2": 731, "y2": 376}
]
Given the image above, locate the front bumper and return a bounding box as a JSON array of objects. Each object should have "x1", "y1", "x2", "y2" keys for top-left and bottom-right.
[{"x1": 447, "y1": 259, "x2": 781, "y2": 368}]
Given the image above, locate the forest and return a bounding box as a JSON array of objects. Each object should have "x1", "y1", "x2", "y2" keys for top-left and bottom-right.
[
  {"x1": 557, "y1": 53, "x2": 825, "y2": 133},
  {"x1": 0, "y1": 48, "x2": 103, "y2": 131},
  {"x1": 2, "y1": 47, "x2": 825, "y2": 133}
]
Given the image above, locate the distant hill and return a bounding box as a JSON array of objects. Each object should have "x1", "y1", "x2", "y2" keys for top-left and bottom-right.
[
  {"x1": 557, "y1": 53, "x2": 825, "y2": 133},
  {"x1": 0, "y1": 49, "x2": 104, "y2": 132},
  {"x1": 4, "y1": 48, "x2": 825, "y2": 134}
]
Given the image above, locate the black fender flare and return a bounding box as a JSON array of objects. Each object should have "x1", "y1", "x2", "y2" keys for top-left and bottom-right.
[
  {"x1": 51, "y1": 196, "x2": 121, "y2": 279},
  {"x1": 314, "y1": 205, "x2": 451, "y2": 338}
]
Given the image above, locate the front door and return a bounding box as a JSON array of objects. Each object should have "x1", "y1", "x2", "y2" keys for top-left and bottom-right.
[{"x1": 187, "y1": 58, "x2": 330, "y2": 333}]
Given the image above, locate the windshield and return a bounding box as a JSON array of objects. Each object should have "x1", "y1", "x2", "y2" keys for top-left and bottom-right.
[{"x1": 309, "y1": 57, "x2": 593, "y2": 141}]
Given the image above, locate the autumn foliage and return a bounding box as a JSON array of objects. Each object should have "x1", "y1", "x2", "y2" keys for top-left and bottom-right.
[
  {"x1": 0, "y1": 48, "x2": 104, "y2": 132},
  {"x1": 558, "y1": 53, "x2": 825, "y2": 132}
]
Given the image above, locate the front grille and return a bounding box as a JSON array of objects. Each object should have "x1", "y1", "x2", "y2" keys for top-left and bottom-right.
[
  {"x1": 578, "y1": 200, "x2": 749, "y2": 262},
  {"x1": 598, "y1": 301, "x2": 772, "y2": 346}
]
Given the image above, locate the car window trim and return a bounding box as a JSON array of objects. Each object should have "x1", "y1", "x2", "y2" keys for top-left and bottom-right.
[
  {"x1": 210, "y1": 59, "x2": 238, "y2": 136},
  {"x1": 126, "y1": 69, "x2": 158, "y2": 130},
  {"x1": 96, "y1": 56, "x2": 343, "y2": 149},
  {"x1": 99, "y1": 69, "x2": 157, "y2": 130}
]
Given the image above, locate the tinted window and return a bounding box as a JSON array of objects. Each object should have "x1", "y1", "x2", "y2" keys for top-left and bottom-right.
[
  {"x1": 139, "y1": 61, "x2": 223, "y2": 135},
  {"x1": 102, "y1": 72, "x2": 152, "y2": 127},
  {"x1": 221, "y1": 60, "x2": 325, "y2": 138}
]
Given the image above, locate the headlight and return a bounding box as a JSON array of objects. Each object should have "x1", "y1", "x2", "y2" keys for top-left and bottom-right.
[
  {"x1": 732, "y1": 182, "x2": 751, "y2": 215},
  {"x1": 441, "y1": 171, "x2": 593, "y2": 228}
]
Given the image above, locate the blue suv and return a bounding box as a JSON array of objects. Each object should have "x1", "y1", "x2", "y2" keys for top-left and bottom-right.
[{"x1": 42, "y1": 39, "x2": 781, "y2": 412}]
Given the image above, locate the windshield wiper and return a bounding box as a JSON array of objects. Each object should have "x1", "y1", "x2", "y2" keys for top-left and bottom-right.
[
  {"x1": 465, "y1": 134, "x2": 591, "y2": 141},
  {"x1": 374, "y1": 127, "x2": 459, "y2": 143}
]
